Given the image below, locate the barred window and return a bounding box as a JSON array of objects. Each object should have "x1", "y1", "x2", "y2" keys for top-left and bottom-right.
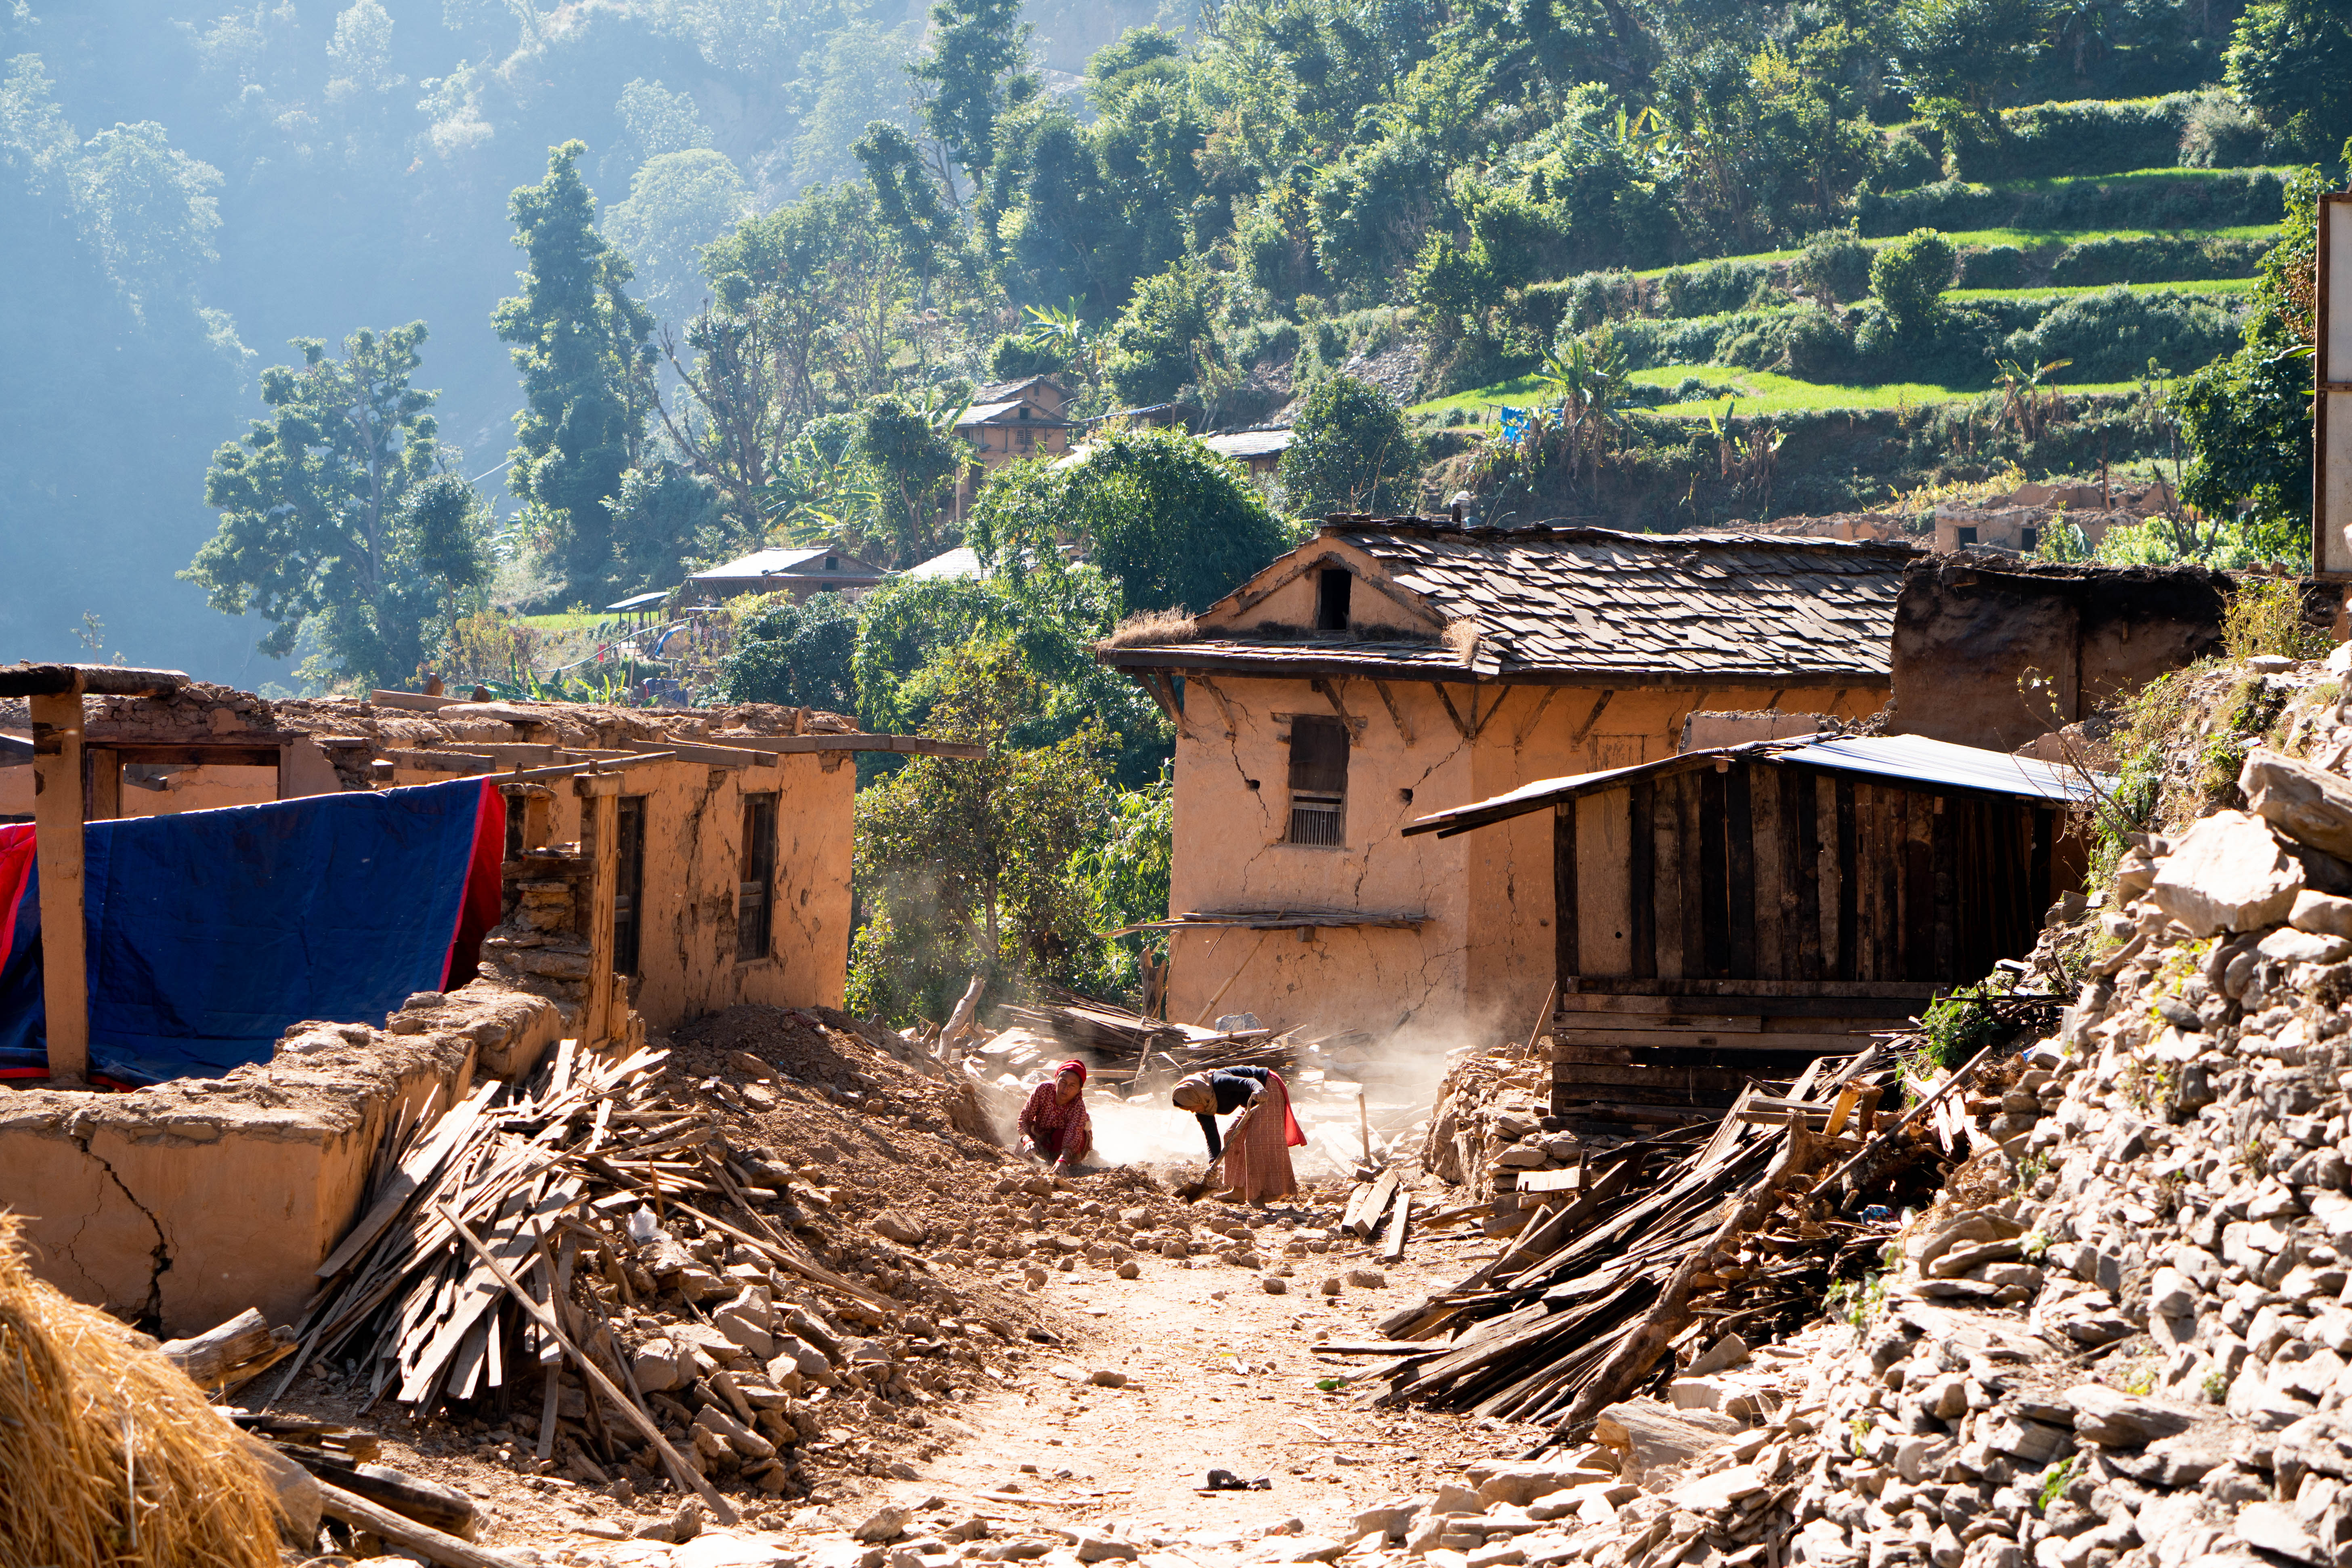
[{"x1": 1286, "y1": 714, "x2": 1348, "y2": 847}]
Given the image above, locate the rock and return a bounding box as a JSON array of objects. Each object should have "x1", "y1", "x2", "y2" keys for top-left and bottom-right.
[
  {"x1": 2067, "y1": 1385, "x2": 2200, "y2": 1448},
  {"x1": 1590, "y1": 1399, "x2": 1741, "y2": 1483},
  {"x1": 1277, "y1": 1538, "x2": 1345, "y2": 1564},
  {"x1": 2148, "y1": 810, "x2": 2304, "y2": 937},
  {"x1": 1346, "y1": 1269, "x2": 1386, "y2": 1289},
  {"x1": 1354, "y1": 1502, "x2": 1421, "y2": 1542},
  {"x1": 1983, "y1": 1414, "x2": 2074, "y2": 1465},
  {"x1": 1685, "y1": 1334, "x2": 1750, "y2": 1375},
  {"x1": 713, "y1": 1288, "x2": 778, "y2": 1360},
  {"x1": 632, "y1": 1338, "x2": 692, "y2": 1394},
  {"x1": 1474, "y1": 1465, "x2": 1613, "y2": 1507},
  {"x1": 2291, "y1": 890, "x2": 2352, "y2": 939},
  {"x1": 770, "y1": 1335, "x2": 833, "y2": 1382},
  {"x1": 2260, "y1": 927, "x2": 2352, "y2": 966},
  {"x1": 2235, "y1": 1502, "x2": 2322, "y2": 1564},
  {"x1": 1073, "y1": 1530, "x2": 1139, "y2": 1563},
  {"x1": 856, "y1": 1506, "x2": 911, "y2": 1543},
  {"x1": 874, "y1": 1211, "x2": 929, "y2": 1247},
  {"x1": 1665, "y1": 1464, "x2": 1763, "y2": 1512},
  {"x1": 1430, "y1": 1484, "x2": 1486, "y2": 1515},
  {"x1": 2242, "y1": 748, "x2": 2352, "y2": 862},
  {"x1": 1261, "y1": 1276, "x2": 1289, "y2": 1294},
  {"x1": 1117, "y1": 1261, "x2": 1141, "y2": 1279},
  {"x1": 1089, "y1": 1369, "x2": 1128, "y2": 1388},
  {"x1": 240, "y1": 1434, "x2": 322, "y2": 1545},
  {"x1": 674, "y1": 1533, "x2": 800, "y2": 1568}
]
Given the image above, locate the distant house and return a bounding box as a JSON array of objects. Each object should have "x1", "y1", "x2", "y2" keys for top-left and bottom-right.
[
  {"x1": 687, "y1": 543, "x2": 891, "y2": 601},
  {"x1": 955, "y1": 376, "x2": 1074, "y2": 468},
  {"x1": 903, "y1": 546, "x2": 983, "y2": 581},
  {"x1": 1201, "y1": 427, "x2": 1292, "y2": 478},
  {"x1": 1097, "y1": 517, "x2": 1916, "y2": 1047}
]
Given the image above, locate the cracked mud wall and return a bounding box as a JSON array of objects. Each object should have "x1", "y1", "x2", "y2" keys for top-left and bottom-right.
[
  {"x1": 1165, "y1": 677, "x2": 1888, "y2": 1044},
  {"x1": 0, "y1": 1011, "x2": 494, "y2": 1335},
  {"x1": 538, "y1": 754, "x2": 852, "y2": 1028}
]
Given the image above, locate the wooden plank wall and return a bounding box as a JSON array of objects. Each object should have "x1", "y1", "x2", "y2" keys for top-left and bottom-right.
[{"x1": 1561, "y1": 764, "x2": 2055, "y2": 988}]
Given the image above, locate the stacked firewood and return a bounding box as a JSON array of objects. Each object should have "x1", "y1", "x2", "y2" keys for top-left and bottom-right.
[{"x1": 1367, "y1": 1044, "x2": 1974, "y2": 1429}]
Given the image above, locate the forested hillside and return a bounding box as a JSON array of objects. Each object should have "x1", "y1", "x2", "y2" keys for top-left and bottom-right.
[{"x1": 2, "y1": 0, "x2": 2345, "y2": 682}]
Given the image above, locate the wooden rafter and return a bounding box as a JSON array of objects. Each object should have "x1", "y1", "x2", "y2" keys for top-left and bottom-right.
[
  {"x1": 1192, "y1": 676, "x2": 1240, "y2": 739},
  {"x1": 1569, "y1": 689, "x2": 1616, "y2": 747},
  {"x1": 1433, "y1": 684, "x2": 1473, "y2": 740},
  {"x1": 1310, "y1": 678, "x2": 1363, "y2": 745},
  {"x1": 1511, "y1": 685, "x2": 1560, "y2": 748},
  {"x1": 1370, "y1": 679, "x2": 1416, "y2": 746},
  {"x1": 1132, "y1": 671, "x2": 1193, "y2": 739}
]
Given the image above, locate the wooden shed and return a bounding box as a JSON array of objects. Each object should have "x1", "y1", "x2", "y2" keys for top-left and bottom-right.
[{"x1": 1403, "y1": 733, "x2": 2101, "y2": 1124}]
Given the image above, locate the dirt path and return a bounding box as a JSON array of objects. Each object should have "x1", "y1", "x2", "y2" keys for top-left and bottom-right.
[{"x1": 820, "y1": 1184, "x2": 1534, "y2": 1559}]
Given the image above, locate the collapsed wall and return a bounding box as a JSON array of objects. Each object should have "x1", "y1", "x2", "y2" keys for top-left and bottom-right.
[{"x1": 0, "y1": 982, "x2": 561, "y2": 1335}]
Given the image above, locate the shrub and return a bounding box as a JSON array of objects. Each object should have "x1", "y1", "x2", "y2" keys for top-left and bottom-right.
[
  {"x1": 1279, "y1": 375, "x2": 1418, "y2": 516},
  {"x1": 1661, "y1": 258, "x2": 1782, "y2": 318},
  {"x1": 1855, "y1": 168, "x2": 2290, "y2": 237},
  {"x1": 1953, "y1": 94, "x2": 2199, "y2": 182},
  {"x1": 2224, "y1": 575, "x2": 2331, "y2": 660},
  {"x1": 1793, "y1": 229, "x2": 1875, "y2": 304},
  {"x1": 1874, "y1": 127, "x2": 1944, "y2": 189},
  {"x1": 2050, "y1": 233, "x2": 2275, "y2": 284},
  {"x1": 1957, "y1": 245, "x2": 2027, "y2": 288},
  {"x1": 2179, "y1": 92, "x2": 2270, "y2": 168},
  {"x1": 989, "y1": 333, "x2": 1065, "y2": 381},
  {"x1": 2001, "y1": 286, "x2": 2245, "y2": 380},
  {"x1": 1871, "y1": 228, "x2": 1958, "y2": 334},
  {"x1": 1559, "y1": 269, "x2": 1641, "y2": 330}
]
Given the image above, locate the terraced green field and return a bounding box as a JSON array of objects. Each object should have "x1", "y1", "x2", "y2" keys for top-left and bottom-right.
[
  {"x1": 1945, "y1": 276, "x2": 2257, "y2": 302},
  {"x1": 1412, "y1": 365, "x2": 2160, "y2": 420},
  {"x1": 1628, "y1": 222, "x2": 2280, "y2": 279}
]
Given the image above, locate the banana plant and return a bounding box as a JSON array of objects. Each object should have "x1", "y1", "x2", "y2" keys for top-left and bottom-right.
[
  {"x1": 1020, "y1": 301, "x2": 1104, "y2": 391},
  {"x1": 1995, "y1": 357, "x2": 2073, "y2": 443}
]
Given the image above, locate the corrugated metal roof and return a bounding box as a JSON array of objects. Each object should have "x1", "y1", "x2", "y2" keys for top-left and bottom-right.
[
  {"x1": 1402, "y1": 733, "x2": 2108, "y2": 838},
  {"x1": 1789, "y1": 734, "x2": 2107, "y2": 804}
]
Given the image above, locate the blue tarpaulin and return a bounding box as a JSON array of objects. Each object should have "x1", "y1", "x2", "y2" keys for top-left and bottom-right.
[{"x1": 0, "y1": 779, "x2": 499, "y2": 1086}]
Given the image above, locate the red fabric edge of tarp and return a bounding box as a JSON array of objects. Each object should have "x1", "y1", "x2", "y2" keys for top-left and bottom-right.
[
  {"x1": 0, "y1": 824, "x2": 31, "y2": 974},
  {"x1": 1266, "y1": 1068, "x2": 1308, "y2": 1148},
  {"x1": 443, "y1": 779, "x2": 507, "y2": 990}
]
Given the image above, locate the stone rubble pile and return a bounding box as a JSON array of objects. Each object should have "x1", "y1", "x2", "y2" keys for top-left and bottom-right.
[
  {"x1": 1421, "y1": 1051, "x2": 1574, "y2": 1239},
  {"x1": 1355, "y1": 732, "x2": 2352, "y2": 1568}
]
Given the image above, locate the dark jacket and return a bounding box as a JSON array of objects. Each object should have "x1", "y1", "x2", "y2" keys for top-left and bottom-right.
[{"x1": 1192, "y1": 1066, "x2": 1274, "y2": 1159}]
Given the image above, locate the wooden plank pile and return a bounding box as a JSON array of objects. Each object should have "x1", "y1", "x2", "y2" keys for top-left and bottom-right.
[
  {"x1": 1364, "y1": 1046, "x2": 1961, "y2": 1429},
  {"x1": 267, "y1": 1035, "x2": 913, "y2": 1527}
]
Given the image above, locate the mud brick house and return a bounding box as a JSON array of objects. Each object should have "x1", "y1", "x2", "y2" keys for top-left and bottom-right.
[
  {"x1": 0, "y1": 664, "x2": 976, "y2": 1331},
  {"x1": 1097, "y1": 518, "x2": 1917, "y2": 1044},
  {"x1": 1404, "y1": 733, "x2": 2101, "y2": 1124}
]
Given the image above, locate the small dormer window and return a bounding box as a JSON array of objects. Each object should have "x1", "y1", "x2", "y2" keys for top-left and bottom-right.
[
  {"x1": 825, "y1": 555, "x2": 839, "y2": 571},
  {"x1": 1315, "y1": 568, "x2": 1352, "y2": 631},
  {"x1": 1018, "y1": 405, "x2": 1029, "y2": 419}
]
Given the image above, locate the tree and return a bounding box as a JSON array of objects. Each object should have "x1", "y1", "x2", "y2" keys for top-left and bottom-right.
[
  {"x1": 494, "y1": 141, "x2": 659, "y2": 605},
  {"x1": 1103, "y1": 258, "x2": 1222, "y2": 406},
  {"x1": 2225, "y1": 0, "x2": 2352, "y2": 160},
  {"x1": 2176, "y1": 165, "x2": 2323, "y2": 565},
  {"x1": 603, "y1": 148, "x2": 751, "y2": 325},
  {"x1": 184, "y1": 324, "x2": 491, "y2": 690},
  {"x1": 1869, "y1": 227, "x2": 1956, "y2": 336},
  {"x1": 718, "y1": 589, "x2": 859, "y2": 710},
  {"x1": 911, "y1": 0, "x2": 1039, "y2": 189},
  {"x1": 854, "y1": 391, "x2": 968, "y2": 566},
  {"x1": 794, "y1": 23, "x2": 923, "y2": 190},
  {"x1": 972, "y1": 428, "x2": 1297, "y2": 614},
  {"x1": 1890, "y1": 0, "x2": 2048, "y2": 110},
  {"x1": 847, "y1": 640, "x2": 1116, "y2": 1024},
  {"x1": 1280, "y1": 376, "x2": 1420, "y2": 517}
]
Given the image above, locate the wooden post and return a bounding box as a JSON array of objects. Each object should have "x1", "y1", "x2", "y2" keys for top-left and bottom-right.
[
  {"x1": 86, "y1": 747, "x2": 121, "y2": 821},
  {"x1": 29, "y1": 691, "x2": 88, "y2": 1085},
  {"x1": 573, "y1": 772, "x2": 621, "y2": 1046}
]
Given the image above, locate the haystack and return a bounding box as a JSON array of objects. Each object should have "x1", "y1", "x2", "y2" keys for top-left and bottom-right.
[{"x1": 0, "y1": 1213, "x2": 281, "y2": 1568}]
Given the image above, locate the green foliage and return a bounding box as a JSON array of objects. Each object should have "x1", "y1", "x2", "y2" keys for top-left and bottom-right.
[
  {"x1": 912, "y1": 0, "x2": 1037, "y2": 185},
  {"x1": 1794, "y1": 230, "x2": 1874, "y2": 305},
  {"x1": 1104, "y1": 259, "x2": 1222, "y2": 407},
  {"x1": 854, "y1": 391, "x2": 969, "y2": 567},
  {"x1": 1892, "y1": 0, "x2": 2048, "y2": 110},
  {"x1": 2177, "y1": 165, "x2": 2321, "y2": 556},
  {"x1": 846, "y1": 641, "x2": 1117, "y2": 1024},
  {"x1": 1957, "y1": 245, "x2": 2027, "y2": 288},
  {"x1": 494, "y1": 141, "x2": 658, "y2": 606},
  {"x1": 602, "y1": 148, "x2": 751, "y2": 325},
  {"x1": 1280, "y1": 376, "x2": 1420, "y2": 518},
  {"x1": 1919, "y1": 984, "x2": 2003, "y2": 1073},
  {"x1": 972, "y1": 428, "x2": 1296, "y2": 615},
  {"x1": 185, "y1": 323, "x2": 490, "y2": 691},
  {"x1": 1071, "y1": 771, "x2": 1175, "y2": 995},
  {"x1": 1662, "y1": 260, "x2": 1782, "y2": 319},
  {"x1": 2226, "y1": 0, "x2": 2352, "y2": 161},
  {"x1": 1871, "y1": 228, "x2": 1957, "y2": 335},
  {"x1": 2224, "y1": 575, "x2": 2329, "y2": 660},
  {"x1": 1854, "y1": 168, "x2": 2291, "y2": 237},
  {"x1": 1951, "y1": 93, "x2": 2243, "y2": 183},
  {"x1": 2050, "y1": 233, "x2": 2274, "y2": 285},
  {"x1": 2000, "y1": 287, "x2": 2243, "y2": 381},
  {"x1": 718, "y1": 589, "x2": 859, "y2": 711},
  {"x1": 2035, "y1": 1458, "x2": 2078, "y2": 1513}
]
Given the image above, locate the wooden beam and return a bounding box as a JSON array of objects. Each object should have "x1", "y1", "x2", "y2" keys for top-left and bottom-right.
[
  {"x1": 29, "y1": 691, "x2": 88, "y2": 1085},
  {"x1": 1511, "y1": 686, "x2": 1559, "y2": 748},
  {"x1": 1465, "y1": 686, "x2": 1507, "y2": 741},
  {"x1": 1133, "y1": 671, "x2": 1193, "y2": 740},
  {"x1": 1310, "y1": 678, "x2": 1363, "y2": 745},
  {"x1": 619, "y1": 736, "x2": 774, "y2": 769},
  {"x1": 1569, "y1": 690, "x2": 1615, "y2": 748},
  {"x1": 1369, "y1": 680, "x2": 1415, "y2": 746},
  {"x1": 0, "y1": 663, "x2": 185, "y2": 699},
  {"x1": 575, "y1": 775, "x2": 621, "y2": 1047},
  {"x1": 1432, "y1": 683, "x2": 1473, "y2": 740},
  {"x1": 1191, "y1": 677, "x2": 1239, "y2": 739},
  {"x1": 85, "y1": 747, "x2": 121, "y2": 822}
]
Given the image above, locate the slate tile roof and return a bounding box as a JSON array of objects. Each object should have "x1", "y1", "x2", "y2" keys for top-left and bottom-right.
[{"x1": 1105, "y1": 520, "x2": 1918, "y2": 683}]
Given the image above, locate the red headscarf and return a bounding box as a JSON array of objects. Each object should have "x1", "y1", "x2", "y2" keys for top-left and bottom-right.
[
  {"x1": 1056, "y1": 1059, "x2": 1088, "y2": 1084},
  {"x1": 1022, "y1": 1061, "x2": 1093, "y2": 1160}
]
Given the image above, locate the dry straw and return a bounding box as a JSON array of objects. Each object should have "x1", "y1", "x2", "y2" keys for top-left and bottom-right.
[{"x1": 0, "y1": 1212, "x2": 281, "y2": 1568}]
